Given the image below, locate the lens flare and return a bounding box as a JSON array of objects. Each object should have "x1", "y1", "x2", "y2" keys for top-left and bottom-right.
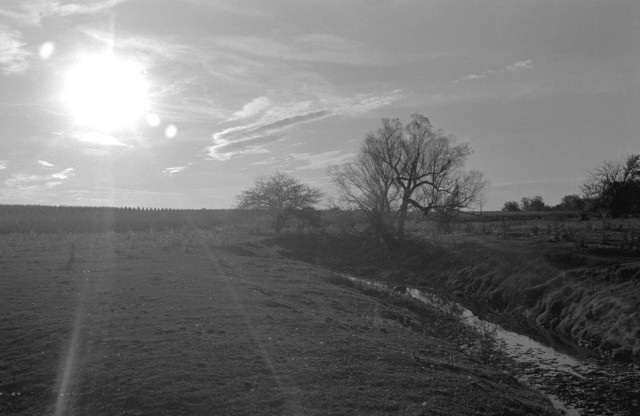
[
  {"x1": 39, "y1": 42, "x2": 55, "y2": 60},
  {"x1": 145, "y1": 113, "x2": 161, "y2": 127},
  {"x1": 165, "y1": 124, "x2": 177, "y2": 138}
]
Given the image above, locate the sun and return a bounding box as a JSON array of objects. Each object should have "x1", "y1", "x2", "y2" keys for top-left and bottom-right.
[{"x1": 61, "y1": 53, "x2": 150, "y2": 131}]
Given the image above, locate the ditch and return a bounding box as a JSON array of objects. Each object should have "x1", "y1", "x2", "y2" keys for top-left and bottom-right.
[{"x1": 347, "y1": 275, "x2": 640, "y2": 416}]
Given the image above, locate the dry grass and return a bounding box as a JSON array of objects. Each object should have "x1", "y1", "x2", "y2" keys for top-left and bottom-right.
[{"x1": 0, "y1": 230, "x2": 557, "y2": 415}]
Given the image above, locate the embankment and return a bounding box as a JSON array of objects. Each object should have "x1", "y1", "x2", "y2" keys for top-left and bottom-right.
[{"x1": 274, "y1": 233, "x2": 640, "y2": 361}]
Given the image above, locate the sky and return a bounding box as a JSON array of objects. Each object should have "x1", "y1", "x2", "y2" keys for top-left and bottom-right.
[{"x1": 0, "y1": 0, "x2": 638, "y2": 210}]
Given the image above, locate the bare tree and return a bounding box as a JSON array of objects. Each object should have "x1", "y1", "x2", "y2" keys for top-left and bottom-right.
[
  {"x1": 330, "y1": 114, "x2": 487, "y2": 246},
  {"x1": 236, "y1": 172, "x2": 323, "y2": 232},
  {"x1": 329, "y1": 138, "x2": 400, "y2": 246},
  {"x1": 581, "y1": 155, "x2": 640, "y2": 218}
]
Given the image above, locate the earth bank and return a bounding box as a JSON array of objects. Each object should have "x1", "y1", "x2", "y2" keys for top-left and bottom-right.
[{"x1": 272, "y1": 233, "x2": 640, "y2": 361}]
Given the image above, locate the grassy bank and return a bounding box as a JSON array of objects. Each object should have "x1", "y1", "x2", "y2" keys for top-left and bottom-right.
[{"x1": 273, "y1": 232, "x2": 640, "y2": 361}]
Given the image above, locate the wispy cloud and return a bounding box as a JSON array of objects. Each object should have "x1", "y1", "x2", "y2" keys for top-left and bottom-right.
[
  {"x1": 162, "y1": 165, "x2": 191, "y2": 175},
  {"x1": 324, "y1": 90, "x2": 404, "y2": 116},
  {"x1": 208, "y1": 110, "x2": 330, "y2": 160},
  {"x1": 288, "y1": 151, "x2": 355, "y2": 171},
  {"x1": 231, "y1": 96, "x2": 273, "y2": 120},
  {"x1": 0, "y1": 1, "x2": 132, "y2": 75},
  {"x1": 0, "y1": 28, "x2": 31, "y2": 75},
  {"x1": 213, "y1": 33, "x2": 378, "y2": 66},
  {"x1": 55, "y1": 0, "x2": 132, "y2": 17},
  {"x1": 452, "y1": 73, "x2": 486, "y2": 84},
  {"x1": 79, "y1": 28, "x2": 210, "y2": 65},
  {"x1": 208, "y1": 89, "x2": 403, "y2": 161},
  {"x1": 4, "y1": 167, "x2": 75, "y2": 190},
  {"x1": 0, "y1": 160, "x2": 7, "y2": 170},
  {"x1": 177, "y1": 0, "x2": 271, "y2": 18},
  {"x1": 247, "y1": 151, "x2": 355, "y2": 171},
  {"x1": 77, "y1": 27, "x2": 402, "y2": 132},
  {"x1": 0, "y1": 0, "x2": 132, "y2": 26},
  {"x1": 452, "y1": 59, "x2": 534, "y2": 83},
  {"x1": 248, "y1": 157, "x2": 279, "y2": 166},
  {"x1": 72, "y1": 131, "x2": 130, "y2": 147},
  {"x1": 507, "y1": 59, "x2": 534, "y2": 71},
  {"x1": 422, "y1": 83, "x2": 542, "y2": 106},
  {"x1": 38, "y1": 160, "x2": 54, "y2": 167},
  {"x1": 51, "y1": 168, "x2": 74, "y2": 180}
]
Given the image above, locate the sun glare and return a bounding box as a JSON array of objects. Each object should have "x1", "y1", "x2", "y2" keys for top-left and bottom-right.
[{"x1": 62, "y1": 54, "x2": 150, "y2": 131}]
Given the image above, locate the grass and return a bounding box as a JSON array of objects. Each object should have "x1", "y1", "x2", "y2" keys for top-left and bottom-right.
[
  {"x1": 274, "y1": 226, "x2": 640, "y2": 361},
  {"x1": 0, "y1": 229, "x2": 558, "y2": 415}
]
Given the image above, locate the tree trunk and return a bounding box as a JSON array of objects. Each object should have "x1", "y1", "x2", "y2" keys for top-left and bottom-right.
[
  {"x1": 274, "y1": 213, "x2": 285, "y2": 232},
  {"x1": 367, "y1": 210, "x2": 400, "y2": 252},
  {"x1": 397, "y1": 198, "x2": 409, "y2": 243}
]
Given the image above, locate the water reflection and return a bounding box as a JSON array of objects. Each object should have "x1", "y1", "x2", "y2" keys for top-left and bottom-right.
[{"x1": 347, "y1": 276, "x2": 591, "y2": 415}]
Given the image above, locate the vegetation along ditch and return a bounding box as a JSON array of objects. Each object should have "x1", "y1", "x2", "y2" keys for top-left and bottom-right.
[{"x1": 274, "y1": 232, "x2": 640, "y2": 415}]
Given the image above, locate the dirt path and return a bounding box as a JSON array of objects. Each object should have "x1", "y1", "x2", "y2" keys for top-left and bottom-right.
[{"x1": 0, "y1": 231, "x2": 557, "y2": 415}]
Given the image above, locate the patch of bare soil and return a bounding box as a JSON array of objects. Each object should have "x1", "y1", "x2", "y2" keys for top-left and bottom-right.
[{"x1": 0, "y1": 231, "x2": 556, "y2": 415}]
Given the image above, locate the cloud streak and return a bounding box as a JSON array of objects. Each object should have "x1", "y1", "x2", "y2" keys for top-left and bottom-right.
[
  {"x1": 288, "y1": 151, "x2": 355, "y2": 171},
  {"x1": 0, "y1": 29, "x2": 31, "y2": 75},
  {"x1": 452, "y1": 59, "x2": 534, "y2": 83},
  {"x1": 213, "y1": 33, "x2": 380, "y2": 66},
  {"x1": 422, "y1": 83, "x2": 542, "y2": 106},
  {"x1": 72, "y1": 131, "x2": 130, "y2": 147},
  {"x1": 231, "y1": 97, "x2": 273, "y2": 120},
  {"x1": 4, "y1": 167, "x2": 75, "y2": 190},
  {"x1": 162, "y1": 165, "x2": 191, "y2": 175},
  {"x1": 0, "y1": 0, "x2": 133, "y2": 26},
  {"x1": 208, "y1": 110, "x2": 330, "y2": 160},
  {"x1": 507, "y1": 60, "x2": 534, "y2": 71},
  {"x1": 207, "y1": 89, "x2": 403, "y2": 160}
]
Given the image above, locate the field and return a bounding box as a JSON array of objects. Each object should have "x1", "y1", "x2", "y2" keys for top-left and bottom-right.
[{"x1": 0, "y1": 229, "x2": 557, "y2": 416}]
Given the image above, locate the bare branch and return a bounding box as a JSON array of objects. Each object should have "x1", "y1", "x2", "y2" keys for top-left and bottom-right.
[
  {"x1": 329, "y1": 114, "x2": 487, "y2": 245},
  {"x1": 236, "y1": 171, "x2": 323, "y2": 232}
]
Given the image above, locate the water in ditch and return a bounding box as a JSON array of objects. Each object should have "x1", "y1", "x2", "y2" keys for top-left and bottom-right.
[{"x1": 347, "y1": 276, "x2": 639, "y2": 416}]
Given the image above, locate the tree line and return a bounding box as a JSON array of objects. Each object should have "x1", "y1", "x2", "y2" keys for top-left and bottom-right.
[
  {"x1": 501, "y1": 154, "x2": 640, "y2": 218},
  {"x1": 237, "y1": 114, "x2": 488, "y2": 249},
  {"x1": 0, "y1": 205, "x2": 267, "y2": 234},
  {"x1": 237, "y1": 113, "x2": 638, "y2": 248}
]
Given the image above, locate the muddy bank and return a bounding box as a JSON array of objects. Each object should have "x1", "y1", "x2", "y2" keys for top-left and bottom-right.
[{"x1": 272, "y1": 233, "x2": 640, "y2": 361}]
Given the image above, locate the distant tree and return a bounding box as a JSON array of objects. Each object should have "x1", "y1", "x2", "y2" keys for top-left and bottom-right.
[
  {"x1": 556, "y1": 194, "x2": 586, "y2": 211},
  {"x1": 529, "y1": 196, "x2": 546, "y2": 211},
  {"x1": 501, "y1": 201, "x2": 521, "y2": 212},
  {"x1": 521, "y1": 196, "x2": 546, "y2": 212},
  {"x1": 581, "y1": 155, "x2": 640, "y2": 218},
  {"x1": 236, "y1": 171, "x2": 323, "y2": 232},
  {"x1": 330, "y1": 114, "x2": 488, "y2": 247}
]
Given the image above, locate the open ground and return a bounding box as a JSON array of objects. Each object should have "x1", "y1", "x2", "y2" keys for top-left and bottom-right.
[{"x1": 0, "y1": 229, "x2": 557, "y2": 415}]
